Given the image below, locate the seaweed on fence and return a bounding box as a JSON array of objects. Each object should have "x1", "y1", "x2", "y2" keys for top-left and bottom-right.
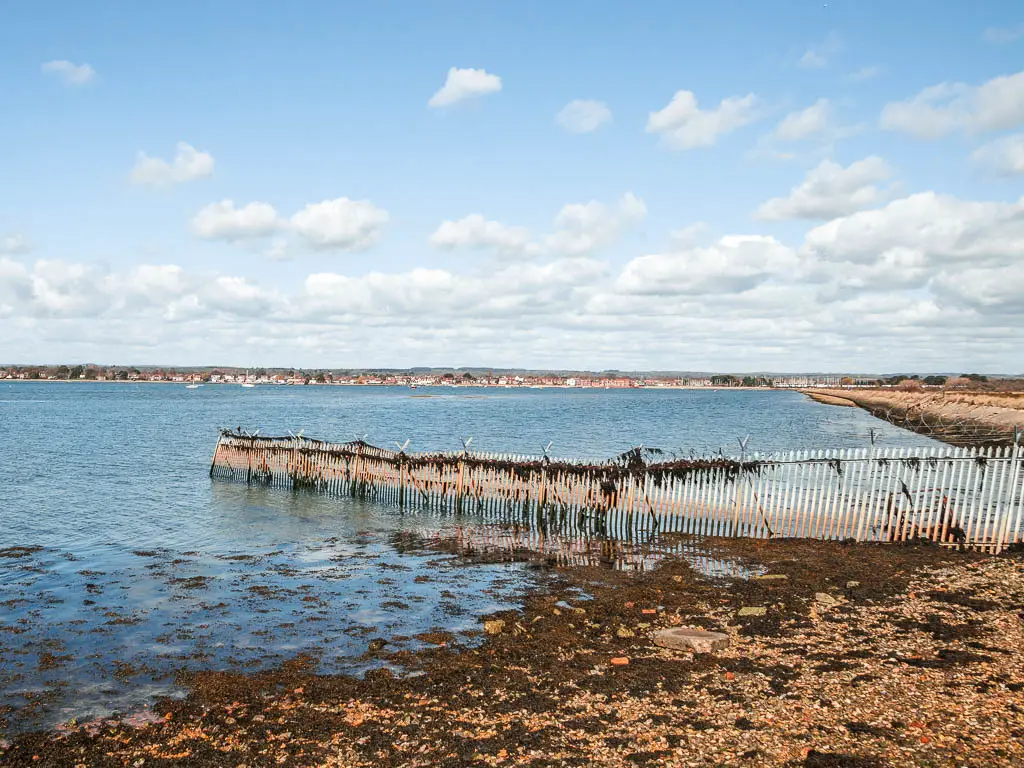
[
  {"x1": 213, "y1": 430, "x2": 1022, "y2": 551},
  {"x1": 217, "y1": 430, "x2": 757, "y2": 487}
]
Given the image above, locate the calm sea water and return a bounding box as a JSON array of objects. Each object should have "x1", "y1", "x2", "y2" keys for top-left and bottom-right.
[{"x1": 0, "y1": 383, "x2": 940, "y2": 732}]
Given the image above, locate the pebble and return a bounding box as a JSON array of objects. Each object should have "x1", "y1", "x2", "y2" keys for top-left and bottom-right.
[
  {"x1": 738, "y1": 607, "x2": 767, "y2": 617},
  {"x1": 654, "y1": 627, "x2": 730, "y2": 653},
  {"x1": 483, "y1": 620, "x2": 505, "y2": 635}
]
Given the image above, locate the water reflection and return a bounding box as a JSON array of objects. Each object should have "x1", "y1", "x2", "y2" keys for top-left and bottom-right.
[
  {"x1": 0, "y1": 503, "x2": 536, "y2": 733},
  {"x1": 0, "y1": 492, "x2": 754, "y2": 735},
  {"x1": 392, "y1": 523, "x2": 760, "y2": 578}
]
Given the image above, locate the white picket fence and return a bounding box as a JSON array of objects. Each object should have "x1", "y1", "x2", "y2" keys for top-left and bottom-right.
[
  {"x1": 717, "y1": 445, "x2": 1023, "y2": 551},
  {"x1": 211, "y1": 434, "x2": 1024, "y2": 553}
]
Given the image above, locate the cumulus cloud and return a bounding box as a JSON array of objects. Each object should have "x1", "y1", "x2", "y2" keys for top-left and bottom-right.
[
  {"x1": 430, "y1": 215, "x2": 533, "y2": 256},
  {"x1": 646, "y1": 90, "x2": 759, "y2": 149},
  {"x1": 290, "y1": 198, "x2": 389, "y2": 251},
  {"x1": 428, "y1": 67, "x2": 502, "y2": 107},
  {"x1": 774, "y1": 98, "x2": 832, "y2": 141},
  {"x1": 798, "y1": 33, "x2": 841, "y2": 69},
  {"x1": 5, "y1": 191, "x2": 1024, "y2": 370},
  {"x1": 430, "y1": 193, "x2": 645, "y2": 260},
  {"x1": 618, "y1": 235, "x2": 798, "y2": 296},
  {"x1": 41, "y1": 60, "x2": 95, "y2": 85},
  {"x1": 301, "y1": 260, "x2": 605, "y2": 321},
  {"x1": 933, "y1": 265, "x2": 1024, "y2": 313},
  {"x1": 802, "y1": 192, "x2": 1024, "y2": 268},
  {"x1": 192, "y1": 200, "x2": 282, "y2": 240},
  {"x1": 265, "y1": 238, "x2": 291, "y2": 262},
  {"x1": 192, "y1": 198, "x2": 388, "y2": 251},
  {"x1": 1, "y1": 234, "x2": 32, "y2": 255},
  {"x1": 880, "y1": 70, "x2": 1024, "y2": 138},
  {"x1": 971, "y1": 133, "x2": 1024, "y2": 176},
  {"x1": 130, "y1": 142, "x2": 215, "y2": 186},
  {"x1": 555, "y1": 100, "x2": 612, "y2": 134},
  {"x1": 755, "y1": 157, "x2": 894, "y2": 220},
  {"x1": 544, "y1": 193, "x2": 647, "y2": 255}
]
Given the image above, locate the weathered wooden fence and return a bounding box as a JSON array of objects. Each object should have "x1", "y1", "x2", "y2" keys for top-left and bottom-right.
[{"x1": 210, "y1": 431, "x2": 1024, "y2": 553}]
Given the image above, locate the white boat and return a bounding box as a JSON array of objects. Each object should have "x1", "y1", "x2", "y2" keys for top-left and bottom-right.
[
  {"x1": 185, "y1": 383, "x2": 202, "y2": 389},
  {"x1": 241, "y1": 382, "x2": 256, "y2": 388}
]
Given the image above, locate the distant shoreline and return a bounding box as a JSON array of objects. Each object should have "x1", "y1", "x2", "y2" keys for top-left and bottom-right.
[{"x1": 1, "y1": 380, "x2": 805, "y2": 392}]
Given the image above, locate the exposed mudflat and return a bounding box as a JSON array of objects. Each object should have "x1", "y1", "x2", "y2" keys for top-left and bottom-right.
[{"x1": 2, "y1": 538, "x2": 1022, "y2": 767}]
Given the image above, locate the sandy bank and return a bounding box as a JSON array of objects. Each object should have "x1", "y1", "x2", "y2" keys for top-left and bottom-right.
[
  {"x1": 802, "y1": 391, "x2": 858, "y2": 408},
  {"x1": 802, "y1": 388, "x2": 1024, "y2": 446}
]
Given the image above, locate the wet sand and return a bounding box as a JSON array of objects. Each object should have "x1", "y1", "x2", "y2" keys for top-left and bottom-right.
[{"x1": 2, "y1": 538, "x2": 1022, "y2": 767}]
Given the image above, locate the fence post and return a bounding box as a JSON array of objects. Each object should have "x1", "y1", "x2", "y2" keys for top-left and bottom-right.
[
  {"x1": 291, "y1": 434, "x2": 300, "y2": 490},
  {"x1": 394, "y1": 440, "x2": 410, "y2": 510},
  {"x1": 730, "y1": 437, "x2": 750, "y2": 537},
  {"x1": 209, "y1": 432, "x2": 223, "y2": 478},
  {"x1": 538, "y1": 442, "x2": 552, "y2": 518},
  {"x1": 995, "y1": 433, "x2": 1022, "y2": 553},
  {"x1": 456, "y1": 437, "x2": 472, "y2": 514}
]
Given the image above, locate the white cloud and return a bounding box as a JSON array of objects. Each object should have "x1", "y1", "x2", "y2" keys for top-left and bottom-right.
[
  {"x1": 290, "y1": 198, "x2": 389, "y2": 251},
  {"x1": 430, "y1": 215, "x2": 533, "y2": 255},
  {"x1": 0, "y1": 258, "x2": 31, "y2": 317},
  {"x1": 971, "y1": 133, "x2": 1024, "y2": 176},
  {"x1": 802, "y1": 192, "x2": 1024, "y2": 269},
  {"x1": 774, "y1": 98, "x2": 832, "y2": 141},
  {"x1": 544, "y1": 193, "x2": 647, "y2": 255},
  {"x1": 41, "y1": 60, "x2": 96, "y2": 85},
  {"x1": 983, "y1": 24, "x2": 1024, "y2": 44},
  {"x1": 130, "y1": 142, "x2": 215, "y2": 186},
  {"x1": 430, "y1": 193, "x2": 645, "y2": 260},
  {"x1": 668, "y1": 223, "x2": 707, "y2": 248},
  {"x1": 428, "y1": 67, "x2": 502, "y2": 108},
  {"x1": 25, "y1": 260, "x2": 113, "y2": 317},
  {"x1": 201, "y1": 275, "x2": 276, "y2": 316},
  {"x1": 302, "y1": 258, "x2": 605, "y2": 320},
  {"x1": 5, "y1": 190, "x2": 1024, "y2": 370},
  {"x1": 798, "y1": 33, "x2": 841, "y2": 69},
  {"x1": 1, "y1": 234, "x2": 32, "y2": 255},
  {"x1": 646, "y1": 90, "x2": 759, "y2": 149},
  {"x1": 555, "y1": 100, "x2": 612, "y2": 134},
  {"x1": 933, "y1": 265, "x2": 1024, "y2": 312},
  {"x1": 880, "y1": 70, "x2": 1024, "y2": 138},
  {"x1": 192, "y1": 198, "x2": 388, "y2": 252},
  {"x1": 192, "y1": 200, "x2": 282, "y2": 240},
  {"x1": 265, "y1": 238, "x2": 291, "y2": 262},
  {"x1": 618, "y1": 235, "x2": 798, "y2": 296},
  {"x1": 848, "y1": 66, "x2": 881, "y2": 82},
  {"x1": 755, "y1": 157, "x2": 893, "y2": 220}
]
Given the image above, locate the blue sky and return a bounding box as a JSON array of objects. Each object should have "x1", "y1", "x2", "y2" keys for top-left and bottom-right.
[{"x1": 1, "y1": 1, "x2": 1023, "y2": 371}]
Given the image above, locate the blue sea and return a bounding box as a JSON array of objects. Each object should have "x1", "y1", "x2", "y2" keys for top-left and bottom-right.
[{"x1": 0, "y1": 383, "x2": 940, "y2": 732}]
